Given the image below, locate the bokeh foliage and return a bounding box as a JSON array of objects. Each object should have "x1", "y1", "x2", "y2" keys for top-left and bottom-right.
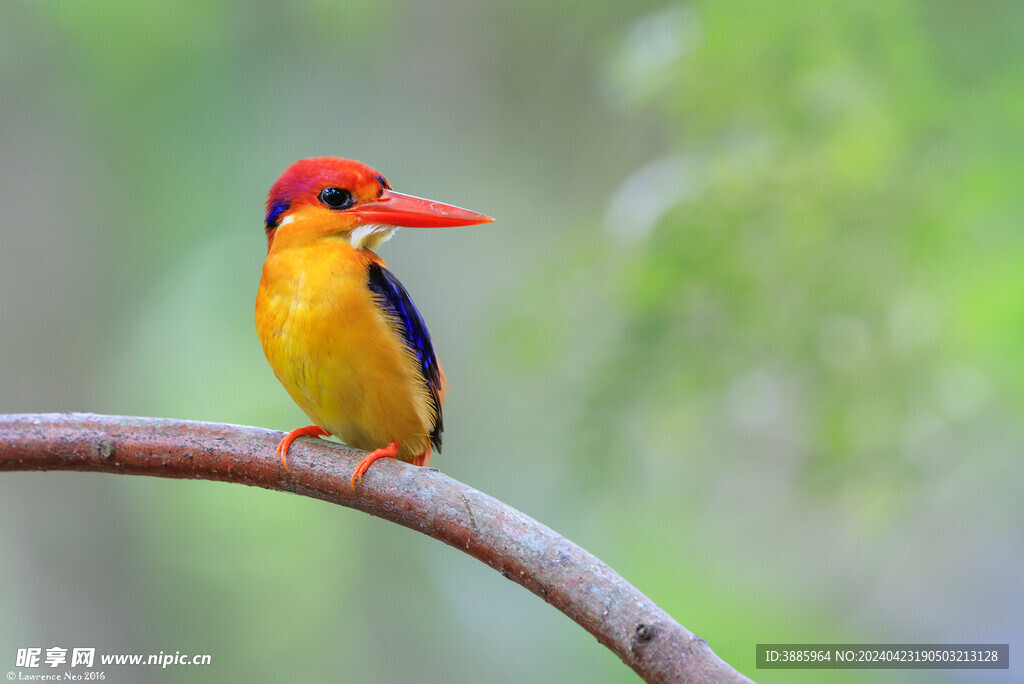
[{"x1": 506, "y1": 0, "x2": 1024, "y2": 497}]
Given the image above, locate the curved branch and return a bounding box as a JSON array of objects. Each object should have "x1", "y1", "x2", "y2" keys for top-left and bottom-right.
[{"x1": 0, "y1": 413, "x2": 751, "y2": 684}]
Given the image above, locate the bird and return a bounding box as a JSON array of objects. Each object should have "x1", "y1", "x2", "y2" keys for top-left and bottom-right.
[{"x1": 255, "y1": 157, "x2": 493, "y2": 486}]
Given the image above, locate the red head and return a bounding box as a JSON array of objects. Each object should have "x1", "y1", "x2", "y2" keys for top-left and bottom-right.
[{"x1": 264, "y1": 157, "x2": 493, "y2": 251}]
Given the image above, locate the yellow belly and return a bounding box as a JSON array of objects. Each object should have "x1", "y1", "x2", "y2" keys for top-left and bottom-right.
[{"x1": 255, "y1": 239, "x2": 435, "y2": 461}]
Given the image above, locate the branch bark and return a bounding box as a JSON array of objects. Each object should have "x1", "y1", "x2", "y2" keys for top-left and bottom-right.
[{"x1": 0, "y1": 413, "x2": 752, "y2": 684}]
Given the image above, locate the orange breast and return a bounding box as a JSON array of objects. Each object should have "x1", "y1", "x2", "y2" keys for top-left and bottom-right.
[{"x1": 255, "y1": 237, "x2": 436, "y2": 461}]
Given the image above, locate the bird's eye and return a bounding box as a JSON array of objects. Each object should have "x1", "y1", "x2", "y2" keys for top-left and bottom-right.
[{"x1": 318, "y1": 186, "x2": 355, "y2": 210}]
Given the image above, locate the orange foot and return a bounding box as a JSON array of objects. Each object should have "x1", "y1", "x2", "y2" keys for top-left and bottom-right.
[
  {"x1": 351, "y1": 440, "x2": 401, "y2": 488},
  {"x1": 275, "y1": 425, "x2": 330, "y2": 470},
  {"x1": 411, "y1": 442, "x2": 432, "y2": 467}
]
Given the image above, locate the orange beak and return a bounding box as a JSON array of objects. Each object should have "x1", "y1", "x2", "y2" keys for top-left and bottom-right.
[{"x1": 350, "y1": 190, "x2": 494, "y2": 228}]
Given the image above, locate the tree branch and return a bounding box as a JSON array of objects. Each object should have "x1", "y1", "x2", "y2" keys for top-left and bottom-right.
[{"x1": 0, "y1": 413, "x2": 751, "y2": 684}]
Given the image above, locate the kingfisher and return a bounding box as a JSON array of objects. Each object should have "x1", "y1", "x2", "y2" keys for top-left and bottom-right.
[{"x1": 255, "y1": 157, "x2": 493, "y2": 486}]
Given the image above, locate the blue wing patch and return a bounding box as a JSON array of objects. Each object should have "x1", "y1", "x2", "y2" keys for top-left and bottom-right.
[{"x1": 366, "y1": 262, "x2": 443, "y2": 451}]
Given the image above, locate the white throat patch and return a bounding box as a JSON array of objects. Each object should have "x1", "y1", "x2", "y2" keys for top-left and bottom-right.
[{"x1": 348, "y1": 224, "x2": 398, "y2": 250}]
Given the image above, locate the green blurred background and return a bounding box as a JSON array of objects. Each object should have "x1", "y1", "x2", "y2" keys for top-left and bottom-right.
[{"x1": 1, "y1": 0, "x2": 1022, "y2": 681}]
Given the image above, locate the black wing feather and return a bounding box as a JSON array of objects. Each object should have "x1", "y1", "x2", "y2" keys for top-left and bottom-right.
[{"x1": 366, "y1": 262, "x2": 443, "y2": 451}]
